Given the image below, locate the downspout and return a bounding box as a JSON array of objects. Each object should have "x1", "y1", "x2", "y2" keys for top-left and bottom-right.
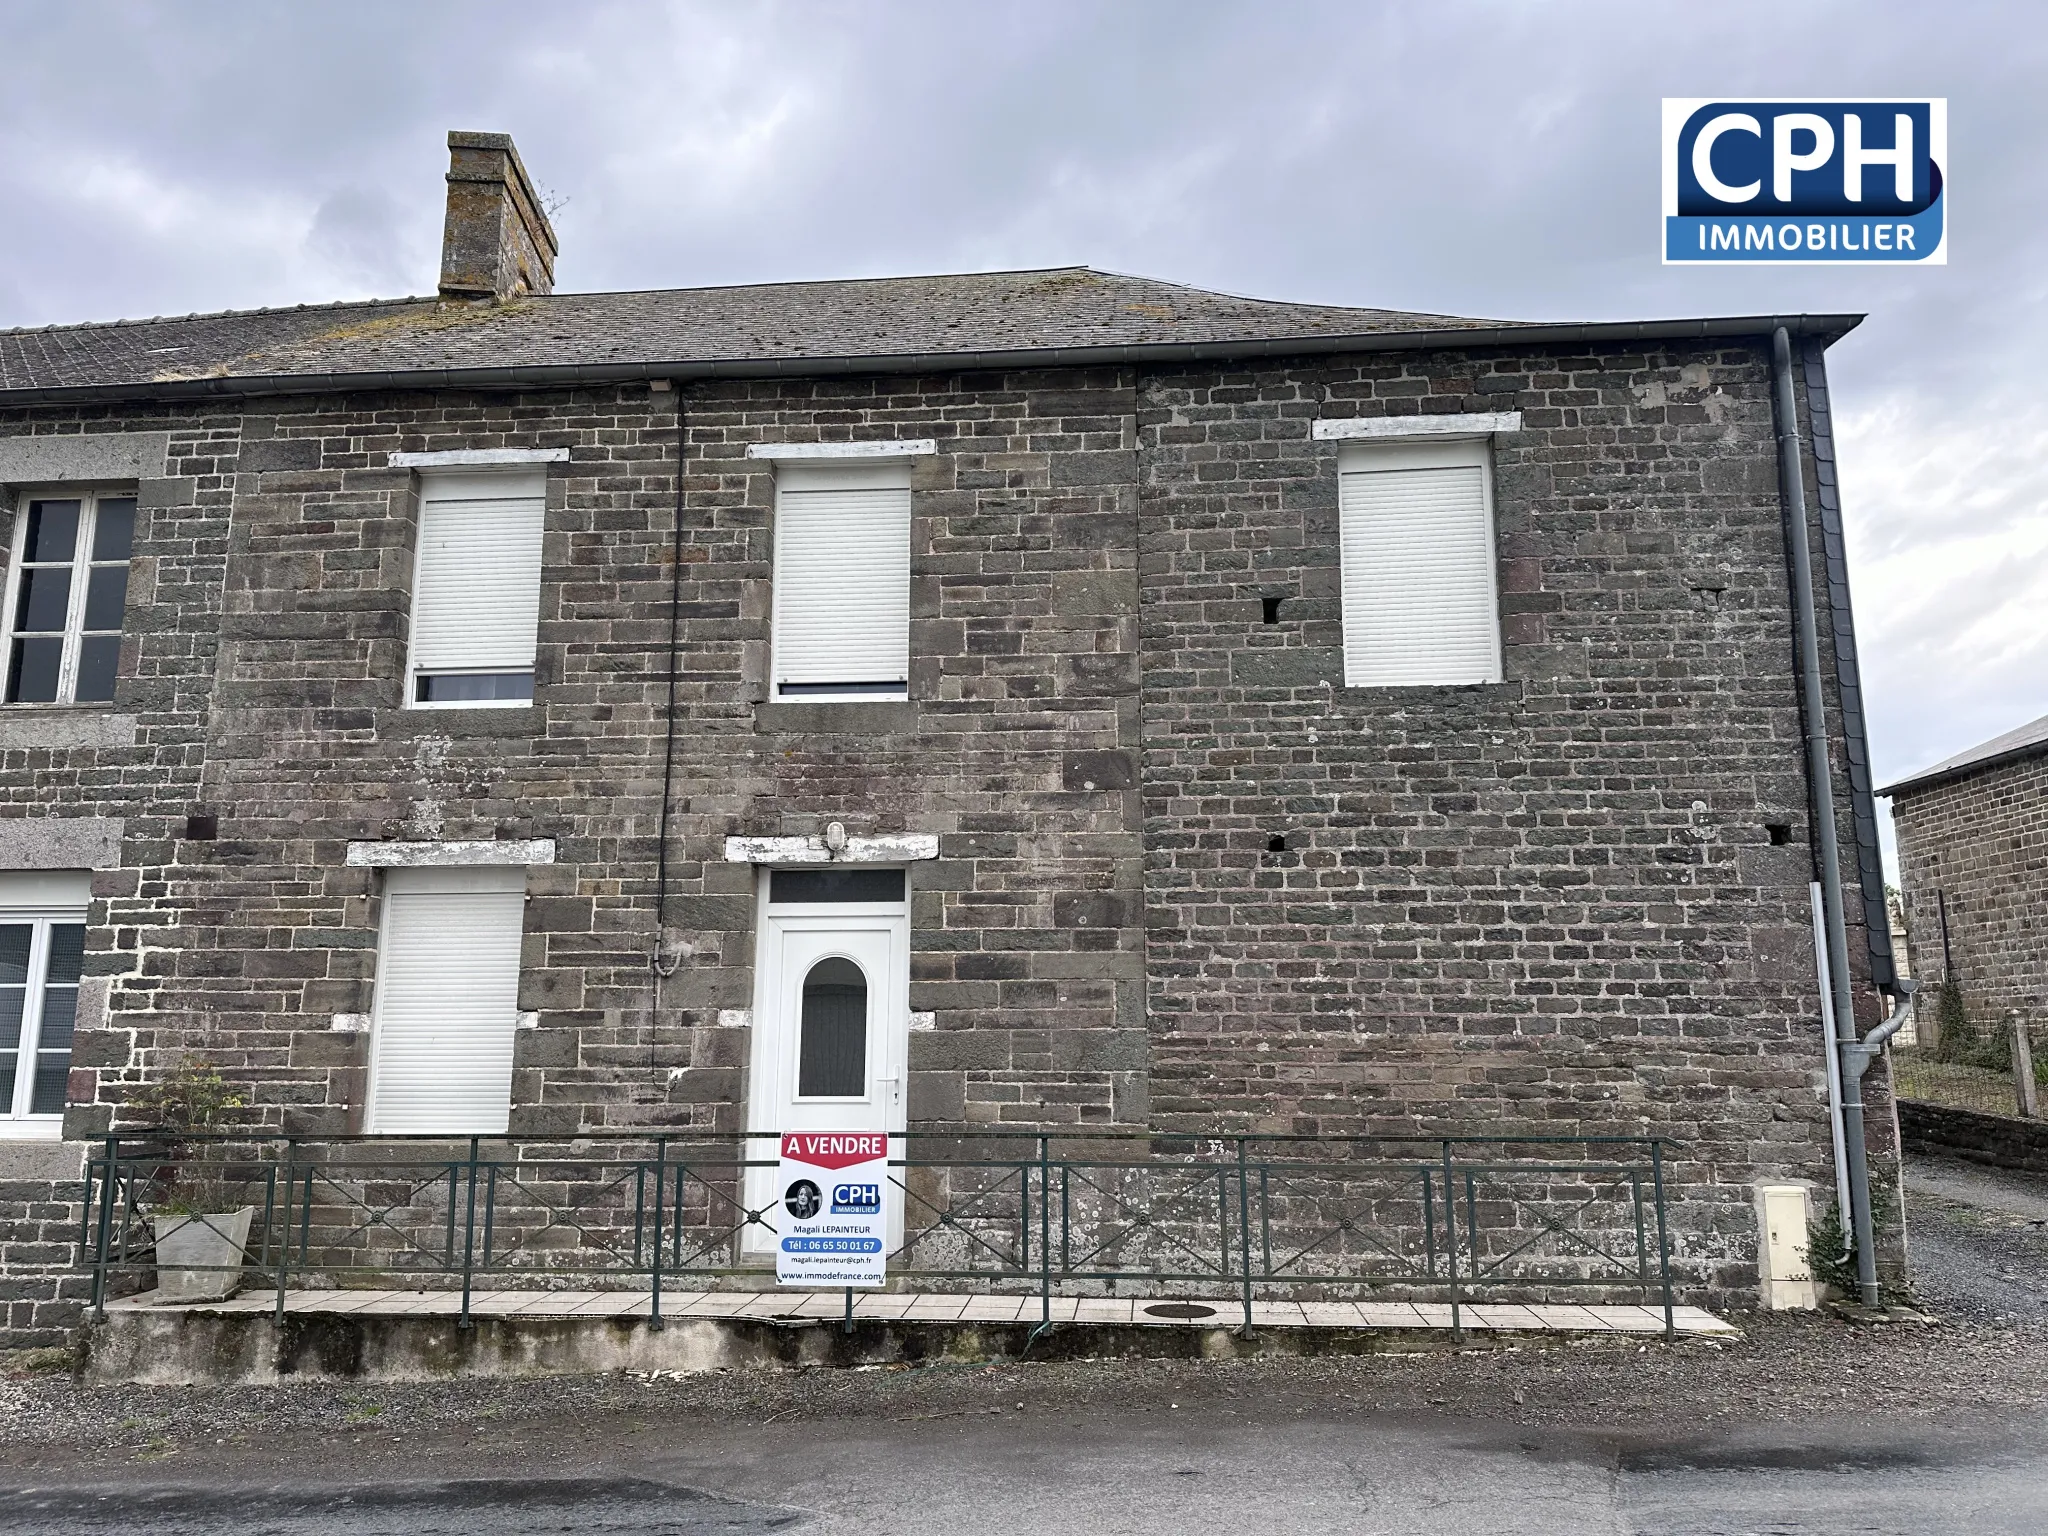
[
  {"x1": 650, "y1": 389, "x2": 687, "y2": 1090},
  {"x1": 1771, "y1": 326, "x2": 1881, "y2": 1306}
]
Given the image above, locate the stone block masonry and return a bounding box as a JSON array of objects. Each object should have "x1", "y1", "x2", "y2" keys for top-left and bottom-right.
[
  {"x1": 1891, "y1": 750, "x2": 2048, "y2": 1026},
  {"x1": 0, "y1": 338, "x2": 1890, "y2": 1336}
]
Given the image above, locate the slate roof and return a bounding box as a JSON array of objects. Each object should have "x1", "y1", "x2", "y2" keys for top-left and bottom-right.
[
  {"x1": 1881, "y1": 710, "x2": 2048, "y2": 796},
  {"x1": 0, "y1": 265, "x2": 1861, "y2": 403},
  {"x1": 0, "y1": 267, "x2": 1508, "y2": 397}
]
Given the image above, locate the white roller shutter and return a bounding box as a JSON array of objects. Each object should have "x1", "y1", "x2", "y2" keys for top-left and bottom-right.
[
  {"x1": 1338, "y1": 439, "x2": 1503, "y2": 687},
  {"x1": 408, "y1": 471, "x2": 545, "y2": 678},
  {"x1": 771, "y1": 462, "x2": 911, "y2": 695},
  {"x1": 366, "y1": 866, "x2": 526, "y2": 1134}
]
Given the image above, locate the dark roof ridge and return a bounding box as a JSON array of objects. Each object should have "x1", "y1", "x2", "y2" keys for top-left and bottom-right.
[
  {"x1": 0, "y1": 293, "x2": 434, "y2": 340},
  {"x1": 0, "y1": 265, "x2": 1123, "y2": 340}
]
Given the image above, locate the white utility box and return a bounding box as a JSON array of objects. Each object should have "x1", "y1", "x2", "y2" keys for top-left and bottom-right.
[{"x1": 1753, "y1": 1182, "x2": 1820, "y2": 1309}]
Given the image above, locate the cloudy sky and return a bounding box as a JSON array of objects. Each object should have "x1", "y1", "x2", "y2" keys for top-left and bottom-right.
[{"x1": 1, "y1": 1, "x2": 2039, "y2": 864}]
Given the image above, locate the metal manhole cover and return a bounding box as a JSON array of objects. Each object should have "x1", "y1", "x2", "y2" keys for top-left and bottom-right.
[{"x1": 1143, "y1": 1302, "x2": 1218, "y2": 1319}]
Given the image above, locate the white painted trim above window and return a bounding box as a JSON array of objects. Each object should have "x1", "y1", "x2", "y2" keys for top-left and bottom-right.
[
  {"x1": 747, "y1": 440, "x2": 937, "y2": 462},
  {"x1": 347, "y1": 839, "x2": 556, "y2": 868},
  {"x1": 389, "y1": 448, "x2": 571, "y2": 468},
  {"x1": 1312, "y1": 413, "x2": 1521, "y2": 441},
  {"x1": 725, "y1": 834, "x2": 939, "y2": 865}
]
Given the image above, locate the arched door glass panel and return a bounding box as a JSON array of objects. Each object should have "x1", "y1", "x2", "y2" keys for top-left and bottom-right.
[{"x1": 797, "y1": 955, "x2": 868, "y2": 1097}]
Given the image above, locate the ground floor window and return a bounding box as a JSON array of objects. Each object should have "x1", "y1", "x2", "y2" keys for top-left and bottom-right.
[
  {"x1": 0, "y1": 871, "x2": 88, "y2": 1132},
  {"x1": 365, "y1": 865, "x2": 527, "y2": 1135}
]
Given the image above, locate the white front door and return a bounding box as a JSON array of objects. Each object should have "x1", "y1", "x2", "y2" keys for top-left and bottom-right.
[{"x1": 743, "y1": 868, "x2": 910, "y2": 1255}]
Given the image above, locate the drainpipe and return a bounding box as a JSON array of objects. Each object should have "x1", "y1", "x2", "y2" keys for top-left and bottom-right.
[{"x1": 1772, "y1": 326, "x2": 1883, "y2": 1306}]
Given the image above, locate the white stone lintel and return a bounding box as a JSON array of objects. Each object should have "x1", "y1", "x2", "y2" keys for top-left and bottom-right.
[
  {"x1": 1312, "y1": 412, "x2": 1522, "y2": 441},
  {"x1": 388, "y1": 447, "x2": 571, "y2": 468},
  {"x1": 346, "y1": 838, "x2": 557, "y2": 868},
  {"x1": 745, "y1": 440, "x2": 937, "y2": 462},
  {"x1": 723, "y1": 833, "x2": 939, "y2": 865}
]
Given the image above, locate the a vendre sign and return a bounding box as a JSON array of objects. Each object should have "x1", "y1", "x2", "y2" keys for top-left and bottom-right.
[{"x1": 776, "y1": 1131, "x2": 892, "y2": 1287}]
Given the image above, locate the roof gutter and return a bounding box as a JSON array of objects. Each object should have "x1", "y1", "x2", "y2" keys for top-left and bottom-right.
[{"x1": 0, "y1": 313, "x2": 1864, "y2": 407}]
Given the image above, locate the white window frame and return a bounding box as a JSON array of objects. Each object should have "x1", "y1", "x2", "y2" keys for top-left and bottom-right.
[
  {"x1": 1335, "y1": 436, "x2": 1505, "y2": 688},
  {"x1": 361, "y1": 864, "x2": 530, "y2": 1136},
  {"x1": 403, "y1": 466, "x2": 547, "y2": 711},
  {"x1": 1, "y1": 487, "x2": 137, "y2": 706},
  {"x1": 754, "y1": 443, "x2": 930, "y2": 704},
  {"x1": 0, "y1": 873, "x2": 89, "y2": 1138}
]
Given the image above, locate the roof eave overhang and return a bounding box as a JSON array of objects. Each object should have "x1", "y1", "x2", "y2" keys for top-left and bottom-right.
[
  {"x1": 1880, "y1": 737, "x2": 2048, "y2": 799},
  {"x1": 0, "y1": 313, "x2": 1865, "y2": 406}
]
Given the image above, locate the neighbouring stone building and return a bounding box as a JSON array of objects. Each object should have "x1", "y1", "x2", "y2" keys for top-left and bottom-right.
[
  {"x1": 1884, "y1": 711, "x2": 2048, "y2": 1031},
  {"x1": 0, "y1": 133, "x2": 1901, "y2": 1343}
]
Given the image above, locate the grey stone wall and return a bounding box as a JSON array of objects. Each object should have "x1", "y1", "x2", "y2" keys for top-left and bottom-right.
[
  {"x1": 1892, "y1": 750, "x2": 2048, "y2": 1024},
  {"x1": 1132, "y1": 341, "x2": 1882, "y2": 1288},
  {"x1": 0, "y1": 340, "x2": 1892, "y2": 1330}
]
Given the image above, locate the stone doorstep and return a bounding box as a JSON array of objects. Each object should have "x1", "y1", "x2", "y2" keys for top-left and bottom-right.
[{"x1": 104, "y1": 1287, "x2": 1736, "y2": 1337}]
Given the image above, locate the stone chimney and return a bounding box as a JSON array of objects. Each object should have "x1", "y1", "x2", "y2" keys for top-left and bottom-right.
[{"x1": 438, "y1": 131, "x2": 558, "y2": 302}]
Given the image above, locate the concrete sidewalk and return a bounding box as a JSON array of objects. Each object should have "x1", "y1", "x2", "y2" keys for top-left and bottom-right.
[{"x1": 106, "y1": 1284, "x2": 1732, "y2": 1336}]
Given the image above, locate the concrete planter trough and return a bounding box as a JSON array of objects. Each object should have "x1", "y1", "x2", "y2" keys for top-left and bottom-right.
[{"x1": 151, "y1": 1207, "x2": 255, "y2": 1303}]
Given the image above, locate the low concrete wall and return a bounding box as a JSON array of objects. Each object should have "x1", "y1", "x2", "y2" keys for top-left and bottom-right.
[
  {"x1": 82, "y1": 1309, "x2": 1472, "y2": 1386},
  {"x1": 1900, "y1": 1100, "x2": 2048, "y2": 1179}
]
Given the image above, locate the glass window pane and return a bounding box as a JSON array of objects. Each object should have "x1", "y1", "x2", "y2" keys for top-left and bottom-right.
[
  {"x1": 73, "y1": 635, "x2": 120, "y2": 702},
  {"x1": 6, "y1": 637, "x2": 62, "y2": 703},
  {"x1": 29, "y1": 1054, "x2": 68, "y2": 1115},
  {"x1": 797, "y1": 956, "x2": 868, "y2": 1097},
  {"x1": 16, "y1": 566, "x2": 72, "y2": 631},
  {"x1": 36, "y1": 985, "x2": 76, "y2": 1049},
  {"x1": 0, "y1": 989, "x2": 23, "y2": 1050},
  {"x1": 43, "y1": 925, "x2": 84, "y2": 987},
  {"x1": 770, "y1": 868, "x2": 906, "y2": 904},
  {"x1": 0, "y1": 926, "x2": 29, "y2": 986},
  {"x1": 84, "y1": 564, "x2": 129, "y2": 630},
  {"x1": 415, "y1": 672, "x2": 535, "y2": 703},
  {"x1": 0, "y1": 1057, "x2": 15, "y2": 1113},
  {"x1": 22, "y1": 502, "x2": 79, "y2": 563},
  {"x1": 91, "y1": 499, "x2": 137, "y2": 561}
]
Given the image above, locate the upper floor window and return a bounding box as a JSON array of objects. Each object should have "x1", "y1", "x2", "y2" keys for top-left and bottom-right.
[
  {"x1": 0, "y1": 871, "x2": 88, "y2": 1134},
  {"x1": 1337, "y1": 438, "x2": 1503, "y2": 687},
  {"x1": 3, "y1": 492, "x2": 135, "y2": 704},
  {"x1": 770, "y1": 460, "x2": 912, "y2": 700},
  {"x1": 406, "y1": 470, "x2": 544, "y2": 707}
]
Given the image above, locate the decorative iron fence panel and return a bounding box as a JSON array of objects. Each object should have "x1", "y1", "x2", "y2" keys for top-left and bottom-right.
[{"x1": 82, "y1": 1130, "x2": 1676, "y2": 1340}]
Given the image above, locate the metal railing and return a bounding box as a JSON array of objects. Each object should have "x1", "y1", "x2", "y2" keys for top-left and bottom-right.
[{"x1": 82, "y1": 1130, "x2": 1676, "y2": 1341}]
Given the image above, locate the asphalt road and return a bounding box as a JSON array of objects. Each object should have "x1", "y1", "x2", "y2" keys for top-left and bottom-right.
[{"x1": 7, "y1": 1413, "x2": 2047, "y2": 1534}]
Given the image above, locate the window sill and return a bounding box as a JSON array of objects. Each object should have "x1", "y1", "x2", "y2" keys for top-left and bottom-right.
[
  {"x1": 384, "y1": 706, "x2": 543, "y2": 738},
  {"x1": 1330, "y1": 679, "x2": 1521, "y2": 707},
  {"x1": 0, "y1": 1118, "x2": 64, "y2": 1142},
  {"x1": 0, "y1": 708, "x2": 137, "y2": 749},
  {"x1": 755, "y1": 700, "x2": 919, "y2": 735}
]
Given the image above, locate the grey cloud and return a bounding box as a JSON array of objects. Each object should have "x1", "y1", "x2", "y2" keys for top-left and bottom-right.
[{"x1": 0, "y1": 0, "x2": 2040, "y2": 857}]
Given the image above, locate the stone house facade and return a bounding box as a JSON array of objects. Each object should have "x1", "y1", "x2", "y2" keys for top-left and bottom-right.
[
  {"x1": 0, "y1": 134, "x2": 1899, "y2": 1343},
  {"x1": 1884, "y1": 712, "x2": 2048, "y2": 1032}
]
